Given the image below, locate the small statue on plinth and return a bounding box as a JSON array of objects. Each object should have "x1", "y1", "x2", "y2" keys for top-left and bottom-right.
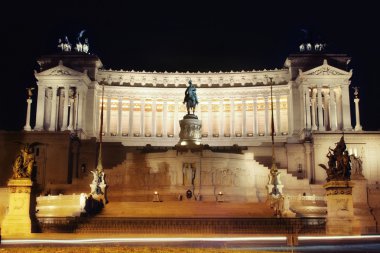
[
  {"x1": 12, "y1": 143, "x2": 36, "y2": 179},
  {"x1": 183, "y1": 80, "x2": 198, "y2": 115},
  {"x1": 319, "y1": 136, "x2": 351, "y2": 181}
]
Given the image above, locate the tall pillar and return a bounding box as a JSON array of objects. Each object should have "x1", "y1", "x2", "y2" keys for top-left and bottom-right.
[
  {"x1": 329, "y1": 88, "x2": 337, "y2": 131},
  {"x1": 264, "y1": 96, "x2": 269, "y2": 135},
  {"x1": 140, "y1": 99, "x2": 145, "y2": 136},
  {"x1": 242, "y1": 99, "x2": 247, "y2": 136},
  {"x1": 341, "y1": 84, "x2": 353, "y2": 131},
  {"x1": 24, "y1": 98, "x2": 32, "y2": 131},
  {"x1": 68, "y1": 96, "x2": 75, "y2": 131},
  {"x1": 354, "y1": 97, "x2": 362, "y2": 131},
  {"x1": 276, "y1": 95, "x2": 281, "y2": 134},
  {"x1": 253, "y1": 97, "x2": 258, "y2": 135},
  {"x1": 311, "y1": 89, "x2": 317, "y2": 130},
  {"x1": 323, "y1": 91, "x2": 330, "y2": 130},
  {"x1": 208, "y1": 100, "x2": 212, "y2": 136},
  {"x1": 118, "y1": 97, "x2": 123, "y2": 135},
  {"x1": 129, "y1": 100, "x2": 134, "y2": 137},
  {"x1": 304, "y1": 88, "x2": 311, "y2": 130},
  {"x1": 61, "y1": 86, "x2": 69, "y2": 131},
  {"x1": 230, "y1": 98, "x2": 235, "y2": 137},
  {"x1": 152, "y1": 99, "x2": 157, "y2": 137},
  {"x1": 48, "y1": 86, "x2": 58, "y2": 131},
  {"x1": 317, "y1": 86, "x2": 325, "y2": 131},
  {"x1": 163, "y1": 100, "x2": 168, "y2": 137},
  {"x1": 77, "y1": 89, "x2": 85, "y2": 130},
  {"x1": 35, "y1": 85, "x2": 46, "y2": 130},
  {"x1": 106, "y1": 96, "x2": 111, "y2": 135},
  {"x1": 219, "y1": 99, "x2": 224, "y2": 137},
  {"x1": 174, "y1": 100, "x2": 179, "y2": 136}
]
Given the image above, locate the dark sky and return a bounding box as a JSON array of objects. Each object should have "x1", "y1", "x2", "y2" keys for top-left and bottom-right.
[{"x1": 1, "y1": 1, "x2": 379, "y2": 130}]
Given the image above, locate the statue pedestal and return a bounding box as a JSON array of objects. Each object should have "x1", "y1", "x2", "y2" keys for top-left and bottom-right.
[
  {"x1": 176, "y1": 114, "x2": 202, "y2": 148},
  {"x1": 1, "y1": 179, "x2": 33, "y2": 238},
  {"x1": 324, "y1": 181, "x2": 360, "y2": 235},
  {"x1": 352, "y1": 179, "x2": 377, "y2": 234}
]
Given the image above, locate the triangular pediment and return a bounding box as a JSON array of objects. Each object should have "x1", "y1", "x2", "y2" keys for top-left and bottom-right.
[
  {"x1": 300, "y1": 59, "x2": 351, "y2": 77},
  {"x1": 36, "y1": 61, "x2": 86, "y2": 77}
]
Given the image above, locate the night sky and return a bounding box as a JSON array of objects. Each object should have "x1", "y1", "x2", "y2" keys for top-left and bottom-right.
[{"x1": 1, "y1": 1, "x2": 379, "y2": 130}]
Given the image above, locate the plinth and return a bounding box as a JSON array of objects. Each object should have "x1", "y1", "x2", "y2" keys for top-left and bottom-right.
[
  {"x1": 324, "y1": 180, "x2": 360, "y2": 235},
  {"x1": 1, "y1": 179, "x2": 33, "y2": 238},
  {"x1": 176, "y1": 114, "x2": 202, "y2": 148}
]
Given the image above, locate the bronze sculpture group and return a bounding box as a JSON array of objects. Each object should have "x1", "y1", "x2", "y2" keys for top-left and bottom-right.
[
  {"x1": 319, "y1": 136, "x2": 351, "y2": 181},
  {"x1": 12, "y1": 143, "x2": 35, "y2": 179}
]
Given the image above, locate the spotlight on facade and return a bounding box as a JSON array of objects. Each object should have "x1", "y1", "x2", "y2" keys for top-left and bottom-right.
[
  {"x1": 180, "y1": 141, "x2": 187, "y2": 146},
  {"x1": 153, "y1": 191, "x2": 160, "y2": 202}
]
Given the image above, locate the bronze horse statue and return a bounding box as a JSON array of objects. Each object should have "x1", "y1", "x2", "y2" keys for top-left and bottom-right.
[{"x1": 183, "y1": 80, "x2": 199, "y2": 114}]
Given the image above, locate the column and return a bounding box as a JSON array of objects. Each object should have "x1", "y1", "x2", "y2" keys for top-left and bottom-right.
[
  {"x1": 140, "y1": 99, "x2": 145, "y2": 136},
  {"x1": 106, "y1": 96, "x2": 111, "y2": 135},
  {"x1": 129, "y1": 100, "x2": 134, "y2": 137},
  {"x1": 341, "y1": 84, "x2": 353, "y2": 131},
  {"x1": 264, "y1": 96, "x2": 269, "y2": 135},
  {"x1": 163, "y1": 100, "x2": 168, "y2": 137},
  {"x1": 311, "y1": 89, "x2": 317, "y2": 130},
  {"x1": 152, "y1": 99, "x2": 157, "y2": 137},
  {"x1": 329, "y1": 88, "x2": 338, "y2": 131},
  {"x1": 276, "y1": 95, "x2": 281, "y2": 134},
  {"x1": 230, "y1": 98, "x2": 235, "y2": 137},
  {"x1": 23, "y1": 98, "x2": 32, "y2": 131},
  {"x1": 208, "y1": 100, "x2": 212, "y2": 136},
  {"x1": 242, "y1": 99, "x2": 247, "y2": 136},
  {"x1": 61, "y1": 86, "x2": 69, "y2": 130},
  {"x1": 219, "y1": 99, "x2": 224, "y2": 137},
  {"x1": 304, "y1": 88, "x2": 311, "y2": 129},
  {"x1": 35, "y1": 85, "x2": 46, "y2": 131},
  {"x1": 48, "y1": 86, "x2": 58, "y2": 131},
  {"x1": 68, "y1": 96, "x2": 75, "y2": 131},
  {"x1": 174, "y1": 100, "x2": 179, "y2": 136},
  {"x1": 354, "y1": 97, "x2": 362, "y2": 131},
  {"x1": 323, "y1": 91, "x2": 330, "y2": 130},
  {"x1": 118, "y1": 97, "x2": 123, "y2": 135},
  {"x1": 317, "y1": 86, "x2": 325, "y2": 131},
  {"x1": 253, "y1": 97, "x2": 258, "y2": 135},
  {"x1": 77, "y1": 89, "x2": 85, "y2": 130}
]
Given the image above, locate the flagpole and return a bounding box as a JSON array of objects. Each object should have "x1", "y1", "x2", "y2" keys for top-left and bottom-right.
[{"x1": 96, "y1": 83, "x2": 105, "y2": 172}]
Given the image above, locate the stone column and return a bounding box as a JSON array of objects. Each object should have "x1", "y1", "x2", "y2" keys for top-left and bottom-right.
[
  {"x1": 329, "y1": 88, "x2": 337, "y2": 131},
  {"x1": 129, "y1": 100, "x2": 134, "y2": 137},
  {"x1": 77, "y1": 89, "x2": 85, "y2": 131},
  {"x1": 219, "y1": 99, "x2": 224, "y2": 137},
  {"x1": 68, "y1": 96, "x2": 75, "y2": 131},
  {"x1": 324, "y1": 90, "x2": 330, "y2": 130},
  {"x1": 304, "y1": 88, "x2": 311, "y2": 130},
  {"x1": 1, "y1": 179, "x2": 33, "y2": 238},
  {"x1": 317, "y1": 86, "x2": 325, "y2": 131},
  {"x1": 163, "y1": 100, "x2": 168, "y2": 137},
  {"x1": 242, "y1": 99, "x2": 247, "y2": 136},
  {"x1": 341, "y1": 84, "x2": 353, "y2": 131},
  {"x1": 311, "y1": 89, "x2": 317, "y2": 130},
  {"x1": 61, "y1": 86, "x2": 69, "y2": 131},
  {"x1": 253, "y1": 97, "x2": 258, "y2": 135},
  {"x1": 140, "y1": 99, "x2": 145, "y2": 136},
  {"x1": 118, "y1": 97, "x2": 123, "y2": 135},
  {"x1": 48, "y1": 86, "x2": 58, "y2": 131},
  {"x1": 230, "y1": 98, "x2": 235, "y2": 137},
  {"x1": 106, "y1": 96, "x2": 111, "y2": 135},
  {"x1": 354, "y1": 98, "x2": 362, "y2": 131},
  {"x1": 276, "y1": 95, "x2": 281, "y2": 134},
  {"x1": 264, "y1": 96, "x2": 269, "y2": 135},
  {"x1": 24, "y1": 98, "x2": 32, "y2": 131},
  {"x1": 208, "y1": 100, "x2": 212, "y2": 137},
  {"x1": 35, "y1": 85, "x2": 46, "y2": 131},
  {"x1": 174, "y1": 100, "x2": 179, "y2": 136},
  {"x1": 152, "y1": 99, "x2": 157, "y2": 137}
]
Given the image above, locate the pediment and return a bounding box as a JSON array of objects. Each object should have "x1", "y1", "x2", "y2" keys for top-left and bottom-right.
[
  {"x1": 35, "y1": 61, "x2": 86, "y2": 78},
  {"x1": 300, "y1": 59, "x2": 352, "y2": 77}
]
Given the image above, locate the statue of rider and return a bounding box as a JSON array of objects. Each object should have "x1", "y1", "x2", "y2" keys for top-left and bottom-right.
[{"x1": 183, "y1": 80, "x2": 199, "y2": 114}]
